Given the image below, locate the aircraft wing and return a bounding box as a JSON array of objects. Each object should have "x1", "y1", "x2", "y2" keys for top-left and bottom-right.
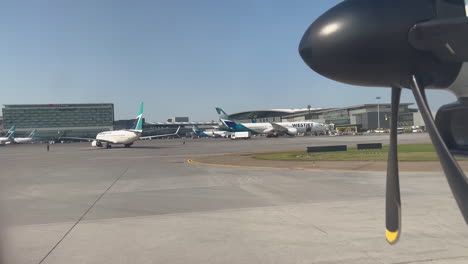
[
  {"x1": 269, "y1": 123, "x2": 289, "y2": 133},
  {"x1": 139, "y1": 126, "x2": 181, "y2": 140},
  {"x1": 60, "y1": 137, "x2": 113, "y2": 144}
]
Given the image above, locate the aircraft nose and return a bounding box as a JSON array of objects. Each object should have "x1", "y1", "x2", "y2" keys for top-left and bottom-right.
[{"x1": 298, "y1": 0, "x2": 435, "y2": 88}]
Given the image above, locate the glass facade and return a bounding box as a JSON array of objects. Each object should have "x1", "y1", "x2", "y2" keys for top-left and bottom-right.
[
  {"x1": 230, "y1": 111, "x2": 292, "y2": 120},
  {"x1": 398, "y1": 113, "x2": 415, "y2": 127},
  {"x1": 3, "y1": 104, "x2": 114, "y2": 129},
  {"x1": 2, "y1": 104, "x2": 114, "y2": 139},
  {"x1": 323, "y1": 109, "x2": 351, "y2": 125}
]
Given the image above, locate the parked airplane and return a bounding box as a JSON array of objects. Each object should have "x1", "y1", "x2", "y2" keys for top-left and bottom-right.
[
  {"x1": 192, "y1": 125, "x2": 228, "y2": 138},
  {"x1": 12, "y1": 129, "x2": 37, "y2": 144},
  {"x1": 216, "y1": 108, "x2": 330, "y2": 136},
  {"x1": 0, "y1": 126, "x2": 16, "y2": 145},
  {"x1": 63, "y1": 103, "x2": 180, "y2": 149}
]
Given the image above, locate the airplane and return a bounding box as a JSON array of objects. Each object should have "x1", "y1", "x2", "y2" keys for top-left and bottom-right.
[
  {"x1": 63, "y1": 102, "x2": 180, "y2": 149},
  {"x1": 0, "y1": 126, "x2": 16, "y2": 145},
  {"x1": 191, "y1": 125, "x2": 225, "y2": 138},
  {"x1": 216, "y1": 107, "x2": 230, "y2": 119},
  {"x1": 216, "y1": 108, "x2": 330, "y2": 137},
  {"x1": 12, "y1": 129, "x2": 37, "y2": 144},
  {"x1": 299, "y1": 0, "x2": 468, "y2": 244}
]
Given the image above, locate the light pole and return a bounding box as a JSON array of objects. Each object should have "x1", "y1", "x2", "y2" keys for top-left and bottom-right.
[{"x1": 376, "y1": 97, "x2": 381, "y2": 129}]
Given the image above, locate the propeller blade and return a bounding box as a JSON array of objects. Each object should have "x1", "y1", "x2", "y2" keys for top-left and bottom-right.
[
  {"x1": 409, "y1": 17, "x2": 468, "y2": 62},
  {"x1": 411, "y1": 75, "x2": 468, "y2": 224},
  {"x1": 386, "y1": 87, "x2": 402, "y2": 244}
]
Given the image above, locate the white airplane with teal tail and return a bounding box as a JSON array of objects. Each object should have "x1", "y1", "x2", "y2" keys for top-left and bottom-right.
[
  {"x1": 63, "y1": 103, "x2": 180, "y2": 149},
  {"x1": 0, "y1": 126, "x2": 16, "y2": 145},
  {"x1": 216, "y1": 107, "x2": 331, "y2": 137},
  {"x1": 13, "y1": 129, "x2": 37, "y2": 144},
  {"x1": 192, "y1": 125, "x2": 228, "y2": 138}
]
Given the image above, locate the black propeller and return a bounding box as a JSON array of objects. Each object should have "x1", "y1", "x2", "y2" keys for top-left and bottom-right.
[
  {"x1": 411, "y1": 75, "x2": 468, "y2": 222},
  {"x1": 386, "y1": 87, "x2": 402, "y2": 244},
  {"x1": 299, "y1": 0, "x2": 468, "y2": 244}
]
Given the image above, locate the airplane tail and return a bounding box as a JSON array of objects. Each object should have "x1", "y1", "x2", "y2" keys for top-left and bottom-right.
[
  {"x1": 131, "y1": 102, "x2": 144, "y2": 132},
  {"x1": 220, "y1": 119, "x2": 237, "y2": 130},
  {"x1": 7, "y1": 125, "x2": 15, "y2": 133},
  {"x1": 192, "y1": 125, "x2": 200, "y2": 132},
  {"x1": 5, "y1": 126, "x2": 16, "y2": 137},
  {"x1": 7, "y1": 131, "x2": 15, "y2": 139},
  {"x1": 215, "y1": 107, "x2": 229, "y2": 120},
  {"x1": 175, "y1": 126, "x2": 181, "y2": 137},
  {"x1": 28, "y1": 129, "x2": 37, "y2": 138}
]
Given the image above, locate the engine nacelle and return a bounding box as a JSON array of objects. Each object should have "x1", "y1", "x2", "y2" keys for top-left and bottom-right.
[
  {"x1": 299, "y1": 0, "x2": 466, "y2": 90},
  {"x1": 287, "y1": 128, "x2": 298, "y2": 136},
  {"x1": 436, "y1": 98, "x2": 468, "y2": 155},
  {"x1": 91, "y1": 141, "x2": 102, "y2": 147}
]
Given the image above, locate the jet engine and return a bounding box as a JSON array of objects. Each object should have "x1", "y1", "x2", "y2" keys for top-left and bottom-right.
[
  {"x1": 287, "y1": 128, "x2": 299, "y2": 136},
  {"x1": 91, "y1": 141, "x2": 102, "y2": 147}
]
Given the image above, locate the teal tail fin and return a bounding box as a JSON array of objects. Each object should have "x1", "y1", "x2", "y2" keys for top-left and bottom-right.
[
  {"x1": 220, "y1": 119, "x2": 237, "y2": 131},
  {"x1": 28, "y1": 129, "x2": 37, "y2": 138},
  {"x1": 6, "y1": 126, "x2": 16, "y2": 137},
  {"x1": 132, "y1": 102, "x2": 144, "y2": 132},
  {"x1": 7, "y1": 131, "x2": 15, "y2": 139},
  {"x1": 215, "y1": 107, "x2": 229, "y2": 119}
]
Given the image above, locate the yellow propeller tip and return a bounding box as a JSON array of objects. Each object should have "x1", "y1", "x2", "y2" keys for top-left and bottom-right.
[{"x1": 386, "y1": 229, "x2": 400, "y2": 244}]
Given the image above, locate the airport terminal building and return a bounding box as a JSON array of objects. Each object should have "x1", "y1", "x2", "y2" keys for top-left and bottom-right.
[
  {"x1": 227, "y1": 104, "x2": 424, "y2": 131},
  {"x1": 1, "y1": 102, "x2": 424, "y2": 140},
  {"x1": 1, "y1": 103, "x2": 219, "y2": 140},
  {"x1": 2, "y1": 104, "x2": 114, "y2": 139}
]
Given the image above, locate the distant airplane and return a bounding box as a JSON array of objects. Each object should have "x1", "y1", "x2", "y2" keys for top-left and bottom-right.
[
  {"x1": 0, "y1": 126, "x2": 16, "y2": 145},
  {"x1": 192, "y1": 125, "x2": 228, "y2": 138},
  {"x1": 12, "y1": 129, "x2": 37, "y2": 144},
  {"x1": 216, "y1": 108, "x2": 330, "y2": 137},
  {"x1": 215, "y1": 107, "x2": 230, "y2": 119},
  {"x1": 63, "y1": 103, "x2": 180, "y2": 149},
  {"x1": 192, "y1": 125, "x2": 216, "y2": 138}
]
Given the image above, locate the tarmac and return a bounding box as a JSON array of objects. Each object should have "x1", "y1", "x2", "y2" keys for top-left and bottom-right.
[{"x1": 1, "y1": 133, "x2": 467, "y2": 264}]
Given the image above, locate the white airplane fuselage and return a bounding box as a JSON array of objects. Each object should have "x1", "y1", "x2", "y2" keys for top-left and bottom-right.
[
  {"x1": 0, "y1": 137, "x2": 11, "y2": 145},
  {"x1": 213, "y1": 130, "x2": 229, "y2": 137},
  {"x1": 237, "y1": 122, "x2": 329, "y2": 136},
  {"x1": 13, "y1": 138, "x2": 33, "y2": 144},
  {"x1": 95, "y1": 130, "x2": 141, "y2": 145},
  {"x1": 204, "y1": 130, "x2": 229, "y2": 138}
]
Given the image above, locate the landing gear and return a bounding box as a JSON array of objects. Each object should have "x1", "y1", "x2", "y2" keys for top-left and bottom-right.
[
  {"x1": 124, "y1": 143, "x2": 133, "y2": 148},
  {"x1": 106, "y1": 143, "x2": 112, "y2": 149}
]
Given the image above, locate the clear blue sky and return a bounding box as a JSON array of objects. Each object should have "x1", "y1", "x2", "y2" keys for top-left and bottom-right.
[{"x1": 0, "y1": 0, "x2": 457, "y2": 121}]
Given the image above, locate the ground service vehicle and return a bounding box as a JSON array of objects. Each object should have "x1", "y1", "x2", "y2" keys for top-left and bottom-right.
[{"x1": 231, "y1": 131, "x2": 251, "y2": 140}]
